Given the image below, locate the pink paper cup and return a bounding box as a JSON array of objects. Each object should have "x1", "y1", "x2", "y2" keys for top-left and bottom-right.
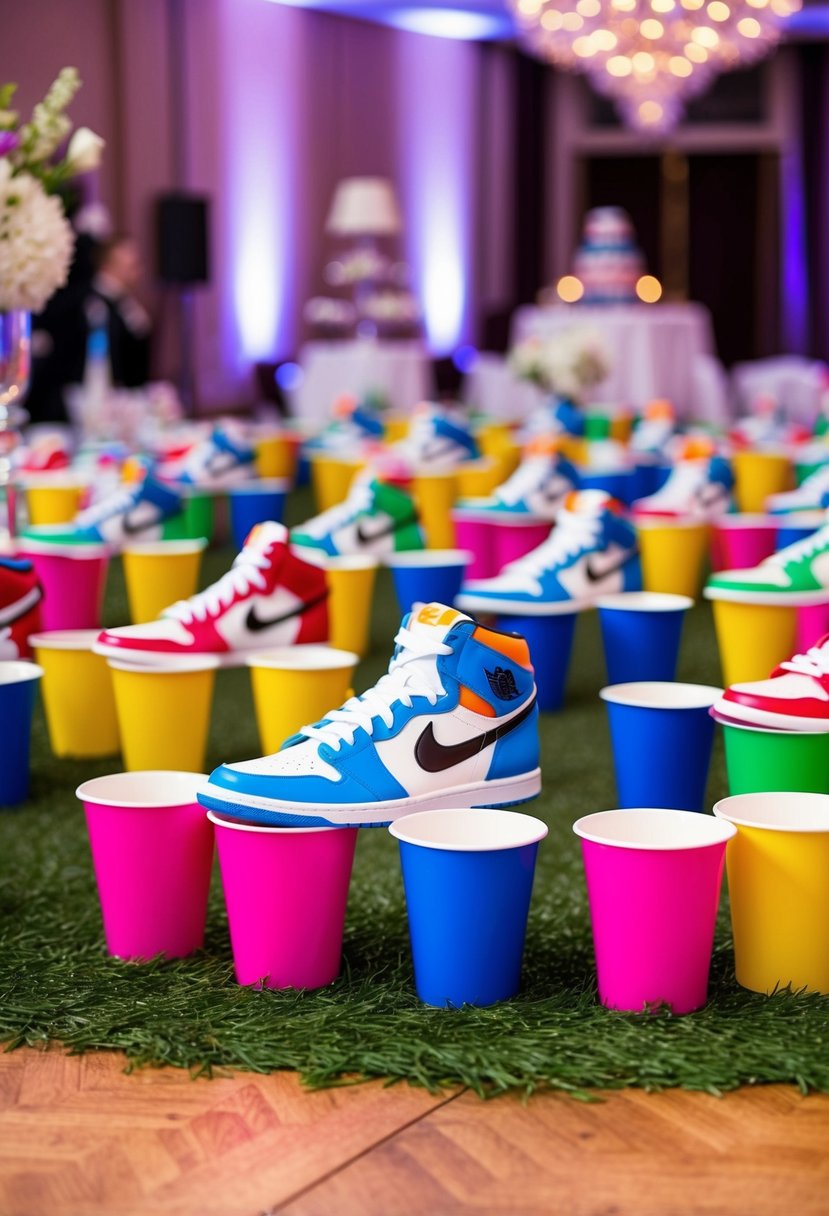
[
  {"x1": 18, "y1": 540, "x2": 109, "y2": 630},
  {"x1": 493, "y1": 518, "x2": 552, "y2": 570},
  {"x1": 573, "y1": 808, "x2": 736, "y2": 1014},
  {"x1": 711, "y1": 514, "x2": 777, "y2": 573},
  {"x1": 75, "y1": 771, "x2": 214, "y2": 961},
  {"x1": 208, "y1": 811, "x2": 358, "y2": 989},
  {"x1": 451, "y1": 507, "x2": 498, "y2": 580}
]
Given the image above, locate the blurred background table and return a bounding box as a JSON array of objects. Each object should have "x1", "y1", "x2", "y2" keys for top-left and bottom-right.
[{"x1": 287, "y1": 339, "x2": 434, "y2": 424}]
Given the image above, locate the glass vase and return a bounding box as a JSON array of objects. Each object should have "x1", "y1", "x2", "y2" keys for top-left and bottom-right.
[{"x1": 0, "y1": 309, "x2": 31, "y2": 544}]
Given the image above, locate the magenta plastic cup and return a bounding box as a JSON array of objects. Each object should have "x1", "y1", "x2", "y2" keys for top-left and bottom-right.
[
  {"x1": 573, "y1": 808, "x2": 736, "y2": 1013},
  {"x1": 493, "y1": 518, "x2": 552, "y2": 570},
  {"x1": 711, "y1": 514, "x2": 777, "y2": 573},
  {"x1": 18, "y1": 539, "x2": 109, "y2": 630},
  {"x1": 451, "y1": 506, "x2": 498, "y2": 580},
  {"x1": 208, "y1": 811, "x2": 358, "y2": 989},
  {"x1": 796, "y1": 603, "x2": 829, "y2": 652},
  {"x1": 75, "y1": 771, "x2": 214, "y2": 961}
]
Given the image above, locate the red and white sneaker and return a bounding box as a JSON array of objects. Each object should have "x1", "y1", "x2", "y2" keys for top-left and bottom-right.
[
  {"x1": 95, "y1": 522, "x2": 329, "y2": 666},
  {"x1": 715, "y1": 634, "x2": 829, "y2": 731},
  {"x1": 0, "y1": 557, "x2": 43, "y2": 659}
]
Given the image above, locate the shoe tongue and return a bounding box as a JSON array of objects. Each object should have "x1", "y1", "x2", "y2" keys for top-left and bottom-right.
[
  {"x1": 406, "y1": 602, "x2": 472, "y2": 643},
  {"x1": 239, "y1": 521, "x2": 288, "y2": 559}
]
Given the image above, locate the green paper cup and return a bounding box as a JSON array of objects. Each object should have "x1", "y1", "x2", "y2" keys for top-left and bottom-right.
[
  {"x1": 714, "y1": 711, "x2": 829, "y2": 795},
  {"x1": 162, "y1": 490, "x2": 215, "y2": 543}
]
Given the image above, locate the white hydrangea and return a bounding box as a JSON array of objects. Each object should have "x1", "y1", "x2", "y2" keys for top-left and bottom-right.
[
  {"x1": 509, "y1": 327, "x2": 611, "y2": 402},
  {"x1": 0, "y1": 161, "x2": 73, "y2": 312}
]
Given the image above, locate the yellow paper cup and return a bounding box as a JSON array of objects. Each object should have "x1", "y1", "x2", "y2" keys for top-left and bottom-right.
[
  {"x1": 412, "y1": 471, "x2": 459, "y2": 549},
  {"x1": 319, "y1": 554, "x2": 379, "y2": 658},
  {"x1": 30, "y1": 629, "x2": 120, "y2": 759},
  {"x1": 122, "y1": 538, "x2": 208, "y2": 624},
  {"x1": 246, "y1": 646, "x2": 360, "y2": 754},
  {"x1": 635, "y1": 518, "x2": 711, "y2": 598},
  {"x1": 254, "y1": 431, "x2": 301, "y2": 482},
  {"x1": 714, "y1": 792, "x2": 829, "y2": 994},
  {"x1": 383, "y1": 415, "x2": 410, "y2": 444},
  {"x1": 310, "y1": 455, "x2": 364, "y2": 513},
  {"x1": 732, "y1": 451, "x2": 793, "y2": 513},
  {"x1": 704, "y1": 590, "x2": 798, "y2": 686},
  {"x1": 24, "y1": 477, "x2": 87, "y2": 526},
  {"x1": 108, "y1": 656, "x2": 218, "y2": 772},
  {"x1": 455, "y1": 458, "x2": 503, "y2": 500}
]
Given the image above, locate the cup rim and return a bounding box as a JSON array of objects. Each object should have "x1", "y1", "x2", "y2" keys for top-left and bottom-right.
[
  {"x1": 595, "y1": 591, "x2": 694, "y2": 612},
  {"x1": 457, "y1": 594, "x2": 594, "y2": 618},
  {"x1": 29, "y1": 629, "x2": 102, "y2": 651},
  {"x1": 709, "y1": 706, "x2": 829, "y2": 736},
  {"x1": 121, "y1": 538, "x2": 209, "y2": 556},
  {"x1": 713, "y1": 792, "x2": 829, "y2": 832},
  {"x1": 573, "y1": 807, "x2": 736, "y2": 850},
  {"x1": 713, "y1": 513, "x2": 776, "y2": 530},
  {"x1": 600, "y1": 681, "x2": 723, "y2": 709},
  {"x1": 228, "y1": 478, "x2": 290, "y2": 494},
  {"x1": 106, "y1": 654, "x2": 221, "y2": 673},
  {"x1": 245, "y1": 644, "x2": 359, "y2": 672},
  {"x1": 76, "y1": 770, "x2": 209, "y2": 808},
  {"x1": 20, "y1": 473, "x2": 90, "y2": 490},
  {"x1": 0, "y1": 660, "x2": 45, "y2": 685},
  {"x1": 16, "y1": 537, "x2": 109, "y2": 558},
  {"x1": 703, "y1": 585, "x2": 829, "y2": 607},
  {"x1": 632, "y1": 515, "x2": 711, "y2": 532},
  {"x1": 383, "y1": 549, "x2": 473, "y2": 569},
  {"x1": 295, "y1": 549, "x2": 379, "y2": 572},
  {"x1": 389, "y1": 807, "x2": 549, "y2": 851},
  {"x1": 206, "y1": 809, "x2": 347, "y2": 835}
]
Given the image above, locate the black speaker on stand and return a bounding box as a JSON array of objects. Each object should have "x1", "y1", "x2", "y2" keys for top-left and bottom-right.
[{"x1": 156, "y1": 193, "x2": 210, "y2": 413}]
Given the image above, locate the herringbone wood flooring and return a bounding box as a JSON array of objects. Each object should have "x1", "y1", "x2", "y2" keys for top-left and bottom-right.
[{"x1": 0, "y1": 1048, "x2": 827, "y2": 1216}]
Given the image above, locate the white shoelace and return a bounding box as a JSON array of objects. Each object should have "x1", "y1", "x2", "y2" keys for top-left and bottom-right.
[
  {"x1": 495, "y1": 457, "x2": 552, "y2": 506},
  {"x1": 646, "y1": 461, "x2": 705, "y2": 504},
  {"x1": 763, "y1": 524, "x2": 829, "y2": 569},
  {"x1": 164, "y1": 547, "x2": 272, "y2": 624},
  {"x1": 301, "y1": 624, "x2": 451, "y2": 750},
  {"x1": 300, "y1": 480, "x2": 373, "y2": 538},
  {"x1": 496, "y1": 510, "x2": 601, "y2": 593},
  {"x1": 779, "y1": 643, "x2": 829, "y2": 680}
]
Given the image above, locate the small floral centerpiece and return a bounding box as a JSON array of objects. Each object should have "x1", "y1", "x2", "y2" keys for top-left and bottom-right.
[
  {"x1": 508, "y1": 327, "x2": 611, "y2": 404},
  {"x1": 0, "y1": 68, "x2": 104, "y2": 313}
]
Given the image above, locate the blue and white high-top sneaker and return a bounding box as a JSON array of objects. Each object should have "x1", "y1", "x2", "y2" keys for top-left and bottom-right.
[
  {"x1": 384, "y1": 404, "x2": 480, "y2": 474},
  {"x1": 459, "y1": 451, "x2": 580, "y2": 522},
  {"x1": 20, "y1": 475, "x2": 183, "y2": 548},
  {"x1": 198, "y1": 602, "x2": 541, "y2": 827},
  {"x1": 160, "y1": 426, "x2": 256, "y2": 488},
  {"x1": 455, "y1": 489, "x2": 641, "y2": 613},
  {"x1": 766, "y1": 463, "x2": 829, "y2": 514},
  {"x1": 632, "y1": 455, "x2": 734, "y2": 519}
]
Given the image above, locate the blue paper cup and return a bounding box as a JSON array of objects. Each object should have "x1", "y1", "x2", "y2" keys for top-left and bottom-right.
[
  {"x1": 774, "y1": 511, "x2": 824, "y2": 551},
  {"x1": 600, "y1": 681, "x2": 722, "y2": 812},
  {"x1": 579, "y1": 469, "x2": 637, "y2": 505},
  {"x1": 496, "y1": 607, "x2": 580, "y2": 712},
  {"x1": 385, "y1": 549, "x2": 472, "y2": 616},
  {"x1": 597, "y1": 592, "x2": 693, "y2": 685},
  {"x1": 0, "y1": 661, "x2": 44, "y2": 807},
  {"x1": 228, "y1": 478, "x2": 289, "y2": 550},
  {"x1": 389, "y1": 808, "x2": 548, "y2": 1007}
]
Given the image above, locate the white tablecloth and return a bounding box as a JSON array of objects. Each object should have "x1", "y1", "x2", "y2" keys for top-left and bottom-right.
[
  {"x1": 508, "y1": 302, "x2": 718, "y2": 419},
  {"x1": 287, "y1": 340, "x2": 434, "y2": 425}
]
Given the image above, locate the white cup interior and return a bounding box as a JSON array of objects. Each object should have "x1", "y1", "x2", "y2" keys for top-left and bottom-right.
[
  {"x1": 107, "y1": 654, "x2": 221, "y2": 674},
  {"x1": 600, "y1": 681, "x2": 723, "y2": 710},
  {"x1": 715, "y1": 514, "x2": 775, "y2": 530},
  {"x1": 384, "y1": 549, "x2": 473, "y2": 569},
  {"x1": 245, "y1": 644, "x2": 359, "y2": 672},
  {"x1": 596, "y1": 592, "x2": 694, "y2": 613},
  {"x1": 714, "y1": 792, "x2": 829, "y2": 832},
  {"x1": 76, "y1": 770, "x2": 208, "y2": 808},
  {"x1": 231, "y1": 478, "x2": 289, "y2": 495},
  {"x1": 29, "y1": 630, "x2": 101, "y2": 651},
  {"x1": 389, "y1": 808, "x2": 548, "y2": 851},
  {"x1": 122, "y1": 538, "x2": 208, "y2": 556},
  {"x1": 573, "y1": 808, "x2": 736, "y2": 850},
  {"x1": 0, "y1": 661, "x2": 44, "y2": 686}
]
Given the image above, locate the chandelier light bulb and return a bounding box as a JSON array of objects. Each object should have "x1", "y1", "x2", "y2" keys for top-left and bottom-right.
[
  {"x1": 640, "y1": 17, "x2": 665, "y2": 36},
  {"x1": 684, "y1": 40, "x2": 708, "y2": 59},
  {"x1": 577, "y1": 0, "x2": 603, "y2": 16},
  {"x1": 541, "y1": 9, "x2": 564, "y2": 28},
  {"x1": 691, "y1": 24, "x2": 719, "y2": 44},
  {"x1": 593, "y1": 27, "x2": 619, "y2": 48},
  {"x1": 636, "y1": 275, "x2": 663, "y2": 302},
  {"x1": 556, "y1": 275, "x2": 585, "y2": 303},
  {"x1": 638, "y1": 101, "x2": 665, "y2": 125},
  {"x1": 561, "y1": 12, "x2": 584, "y2": 30},
  {"x1": 737, "y1": 16, "x2": 762, "y2": 33},
  {"x1": 651, "y1": 0, "x2": 676, "y2": 10},
  {"x1": 669, "y1": 54, "x2": 694, "y2": 74},
  {"x1": 707, "y1": 0, "x2": 731, "y2": 17},
  {"x1": 607, "y1": 54, "x2": 634, "y2": 74}
]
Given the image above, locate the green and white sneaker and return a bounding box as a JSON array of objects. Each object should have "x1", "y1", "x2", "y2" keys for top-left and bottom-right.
[
  {"x1": 291, "y1": 477, "x2": 424, "y2": 558},
  {"x1": 706, "y1": 519, "x2": 829, "y2": 600}
]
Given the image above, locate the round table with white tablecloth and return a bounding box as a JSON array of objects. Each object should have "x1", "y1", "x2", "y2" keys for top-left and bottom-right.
[
  {"x1": 286, "y1": 339, "x2": 434, "y2": 425},
  {"x1": 509, "y1": 302, "x2": 718, "y2": 420}
]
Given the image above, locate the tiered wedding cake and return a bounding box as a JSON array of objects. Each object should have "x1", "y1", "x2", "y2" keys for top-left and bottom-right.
[{"x1": 572, "y1": 207, "x2": 645, "y2": 304}]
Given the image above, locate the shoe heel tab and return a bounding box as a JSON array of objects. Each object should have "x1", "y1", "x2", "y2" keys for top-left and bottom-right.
[{"x1": 472, "y1": 624, "x2": 532, "y2": 671}]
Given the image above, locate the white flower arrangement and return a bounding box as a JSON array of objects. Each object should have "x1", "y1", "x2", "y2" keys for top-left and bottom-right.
[
  {"x1": 325, "y1": 246, "x2": 390, "y2": 287},
  {"x1": 0, "y1": 68, "x2": 105, "y2": 313},
  {"x1": 358, "y1": 290, "x2": 420, "y2": 325},
  {"x1": 508, "y1": 327, "x2": 611, "y2": 402}
]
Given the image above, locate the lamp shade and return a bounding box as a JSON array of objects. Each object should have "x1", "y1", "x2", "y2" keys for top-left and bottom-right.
[{"x1": 326, "y1": 177, "x2": 402, "y2": 237}]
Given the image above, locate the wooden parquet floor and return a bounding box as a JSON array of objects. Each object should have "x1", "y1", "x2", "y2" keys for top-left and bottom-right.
[{"x1": 1, "y1": 1049, "x2": 828, "y2": 1216}]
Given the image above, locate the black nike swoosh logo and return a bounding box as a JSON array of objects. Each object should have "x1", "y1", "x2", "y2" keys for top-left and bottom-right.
[
  {"x1": 414, "y1": 693, "x2": 537, "y2": 773},
  {"x1": 122, "y1": 508, "x2": 164, "y2": 536},
  {"x1": 584, "y1": 548, "x2": 639, "y2": 583},
  {"x1": 355, "y1": 514, "x2": 419, "y2": 545},
  {"x1": 206, "y1": 453, "x2": 240, "y2": 478},
  {"x1": 245, "y1": 590, "x2": 329, "y2": 633}
]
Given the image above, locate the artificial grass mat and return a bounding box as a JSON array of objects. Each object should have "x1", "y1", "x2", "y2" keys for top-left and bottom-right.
[{"x1": 3, "y1": 490, "x2": 829, "y2": 1097}]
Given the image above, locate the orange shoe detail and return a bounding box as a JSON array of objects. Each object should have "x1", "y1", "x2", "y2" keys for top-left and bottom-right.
[
  {"x1": 459, "y1": 685, "x2": 497, "y2": 717},
  {"x1": 472, "y1": 625, "x2": 532, "y2": 671}
]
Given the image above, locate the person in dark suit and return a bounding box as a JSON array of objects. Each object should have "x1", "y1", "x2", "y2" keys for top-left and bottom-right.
[{"x1": 85, "y1": 234, "x2": 152, "y2": 389}]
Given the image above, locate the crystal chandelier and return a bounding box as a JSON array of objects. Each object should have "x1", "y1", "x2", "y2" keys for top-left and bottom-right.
[{"x1": 509, "y1": 0, "x2": 800, "y2": 133}]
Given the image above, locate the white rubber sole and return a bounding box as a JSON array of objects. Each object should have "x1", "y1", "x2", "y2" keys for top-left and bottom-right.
[
  {"x1": 713, "y1": 696, "x2": 829, "y2": 734},
  {"x1": 198, "y1": 768, "x2": 543, "y2": 828}
]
